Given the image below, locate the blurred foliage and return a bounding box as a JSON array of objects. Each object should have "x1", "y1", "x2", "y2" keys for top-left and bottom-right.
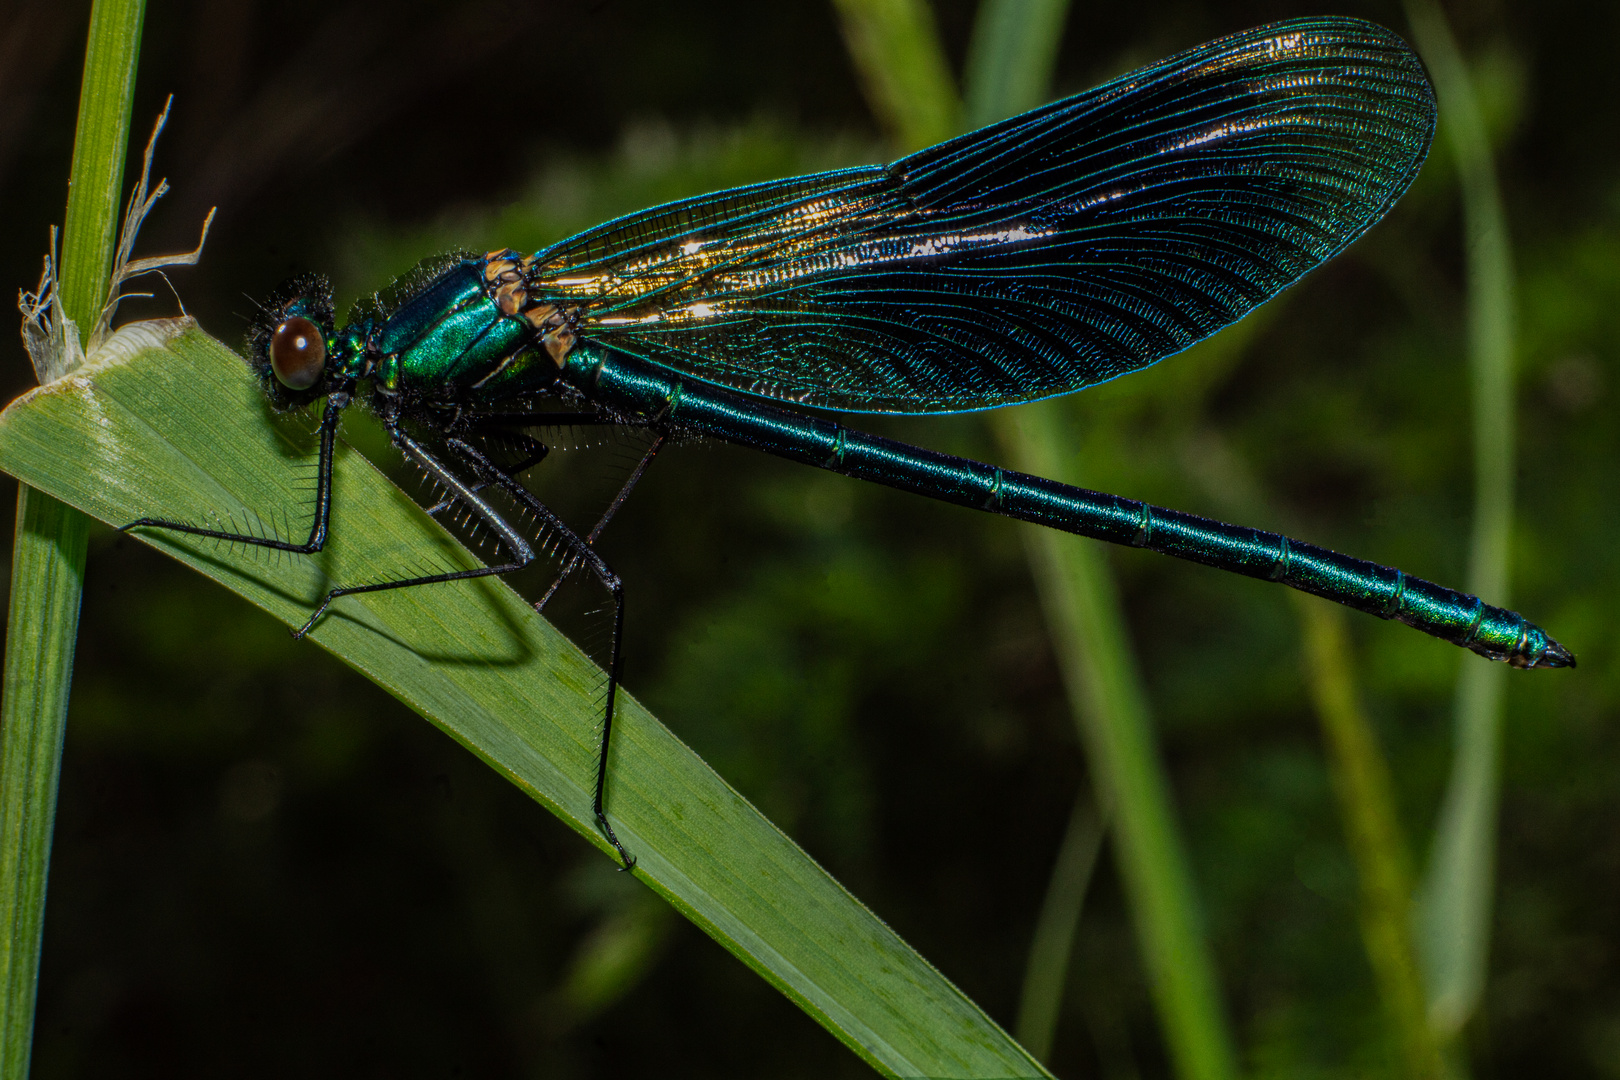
[{"x1": 1, "y1": 0, "x2": 1617, "y2": 1077}]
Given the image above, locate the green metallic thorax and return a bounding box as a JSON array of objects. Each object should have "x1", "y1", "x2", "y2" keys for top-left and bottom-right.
[{"x1": 363, "y1": 259, "x2": 560, "y2": 403}]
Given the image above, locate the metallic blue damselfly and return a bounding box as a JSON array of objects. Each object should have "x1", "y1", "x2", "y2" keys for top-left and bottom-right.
[{"x1": 126, "y1": 17, "x2": 1575, "y2": 867}]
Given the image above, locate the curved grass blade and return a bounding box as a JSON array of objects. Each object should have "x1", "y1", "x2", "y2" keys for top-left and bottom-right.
[
  {"x1": 994, "y1": 401, "x2": 1239, "y2": 1080},
  {"x1": 1179, "y1": 427, "x2": 1444, "y2": 1078},
  {"x1": 1405, "y1": 0, "x2": 1521, "y2": 1041},
  {"x1": 1012, "y1": 791, "x2": 1103, "y2": 1062},
  {"x1": 962, "y1": 0, "x2": 1068, "y2": 131},
  {"x1": 0, "y1": 321, "x2": 1049, "y2": 1080},
  {"x1": 830, "y1": 0, "x2": 959, "y2": 149}
]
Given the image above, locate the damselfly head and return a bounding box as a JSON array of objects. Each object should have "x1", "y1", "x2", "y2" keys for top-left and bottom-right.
[{"x1": 246, "y1": 274, "x2": 341, "y2": 409}]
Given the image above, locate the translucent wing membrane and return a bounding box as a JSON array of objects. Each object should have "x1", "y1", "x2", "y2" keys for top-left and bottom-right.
[{"x1": 533, "y1": 17, "x2": 1436, "y2": 413}]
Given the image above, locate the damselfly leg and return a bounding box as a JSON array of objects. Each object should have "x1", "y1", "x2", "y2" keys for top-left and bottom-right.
[
  {"x1": 535, "y1": 431, "x2": 667, "y2": 612},
  {"x1": 425, "y1": 429, "x2": 549, "y2": 517},
  {"x1": 123, "y1": 398, "x2": 639, "y2": 868},
  {"x1": 121, "y1": 392, "x2": 346, "y2": 553},
  {"x1": 286, "y1": 421, "x2": 540, "y2": 637},
  {"x1": 448, "y1": 409, "x2": 664, "y2": 611},
  {"x1": 444, "y1": 436, "x2": 634, "y2": 869}
]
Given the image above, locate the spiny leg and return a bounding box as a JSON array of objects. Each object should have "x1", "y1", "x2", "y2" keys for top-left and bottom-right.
[
  {"x1": 122, "y1": 392, "x2": 349, "y2": 552},
  {"x1": 445, "y1": 437, "x2": 636, "y2": 871},
  {"x1": 426, "y1": 431, "x2": 549, "y2": 517},
  {"x1": 536, "y1": 432, "x2": 667, "y2": 612},
  {"x1": 464, "y1": 410, "x2": 624, "y2": 429},
  {"x1": 289, "y1": 420, "x2": 541, "y2": 637},
  {"x1": 456, "y1": 407, "x2": 660, "y2": 614},
  {"x1": 425, "y1": 407, "x2": 622, "y2": 518},
  {"x1": 271, "y1": 422, "x2": 636, "y2": 867}
]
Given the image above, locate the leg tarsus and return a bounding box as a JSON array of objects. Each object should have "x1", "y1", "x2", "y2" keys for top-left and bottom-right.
[
  {"x1": 292, "y1": 597, "x2": 333, "y2": 639},
  {"x1": 597, "y1": 810, "x2": 636, "y2": 871}
]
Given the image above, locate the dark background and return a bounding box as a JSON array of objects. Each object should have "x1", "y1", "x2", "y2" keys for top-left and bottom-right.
[{"x1": 2, "y1": 0, "x2": 1616, "y2": 1076}]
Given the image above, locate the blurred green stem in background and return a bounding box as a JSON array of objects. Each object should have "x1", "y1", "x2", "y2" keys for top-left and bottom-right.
[
  {"x1": 996, "y1": 402, "x2": 1237, "y2": 1080},
  {"x1": 1014, "y1": 790, "x2": 1105, "y2": 1061},
  {"x1": 968, "y1": 2, "x2": 1109, "y2": 1062},
  {"x1": 830, "y1": 0, "x2": 959, "y2": 147},
  {"x1": 1181, "y1": 427, "x2": 1444, "y2": 1080},
  {"x1": 1404, "y1": 0, "x2": 1519, "y2": 1048},
  {"x1": 1298, "y1": 599, "x2": 1446, "y2": 1080},
  {"x1": 831, "y1": 2, "x2": 1241, "y2": 1076},
  {"x1": 962, "y1": 0, "x2": 1069, "y2": 132},
  {"x1": 0, "y1": 0, "x2": 146, "y2": 1076}
]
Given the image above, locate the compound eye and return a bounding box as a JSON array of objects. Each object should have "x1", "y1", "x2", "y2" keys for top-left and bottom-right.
[{"x1": 269, "y1": 316, "x2": 326, "y2": 390}]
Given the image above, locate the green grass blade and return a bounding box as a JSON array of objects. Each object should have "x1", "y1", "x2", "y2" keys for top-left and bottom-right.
[
  {"x1": 962, "y1": 0, "x2": 1068, "y2": 130},
  {"x1": 962, "y1": 6, "x2": 1237, "y2": 1077},
  {"x1": 1403, "y1": 0, "x2": 1519, "y2": 1041},
  {"x1": 1297, "y1": 599, "x2": 1445, "y2": 1080},
  {"x1": 959, "y1": 4, "x2": 1088, "y2": 1062},
  {"x1": 0, "y1": 322, "x2": 1049, "y2": 1080},
  {"x1": 829, "y1": 0, "x2": 961, "y2": 149},
  {"x1": 0, "y1": 2, "x2": 144, "y2": 1075},
  {"x1": 0, "y1": 490, "x2": 89, "y2": 1080},
  {"x1": 58, "y1": 0, "x2": 146, "y2": 331},
  {"x1": 965, "y1": 1, "x2": 1090, "y2": 1064},
  {"x1": 995, "y1": 403, "x2": 1240, "y2": 1080},
  {"x1": 1013, "y1": 792, "x2": 1103, "y2": 1062}
]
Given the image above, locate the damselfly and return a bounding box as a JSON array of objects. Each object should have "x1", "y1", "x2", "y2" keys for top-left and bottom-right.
[{"x1": 126, "y1": 17, "x2": 1575, "y2": 868}]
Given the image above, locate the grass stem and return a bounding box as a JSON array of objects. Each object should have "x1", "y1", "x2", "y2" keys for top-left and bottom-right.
[
  {"x1": 998, "y1": 403, "x2": 1239, "y2": 1080},
  {"x1": 829, "y1": 5, "x2": 1242, "y2": 1074},
  {"x1": 1297, "y1": 598, "x2": 1445, "y2": 1079},
  {"x1": 0, "y1": 2, "x2": 146, "y2": 1074},
  {"x1": 1014, "y1": 791, "x2": 1105, "y2": 1062},
  {"x1": 1404, "y1": 0, "x2": 1519, "y2": 1043}
]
